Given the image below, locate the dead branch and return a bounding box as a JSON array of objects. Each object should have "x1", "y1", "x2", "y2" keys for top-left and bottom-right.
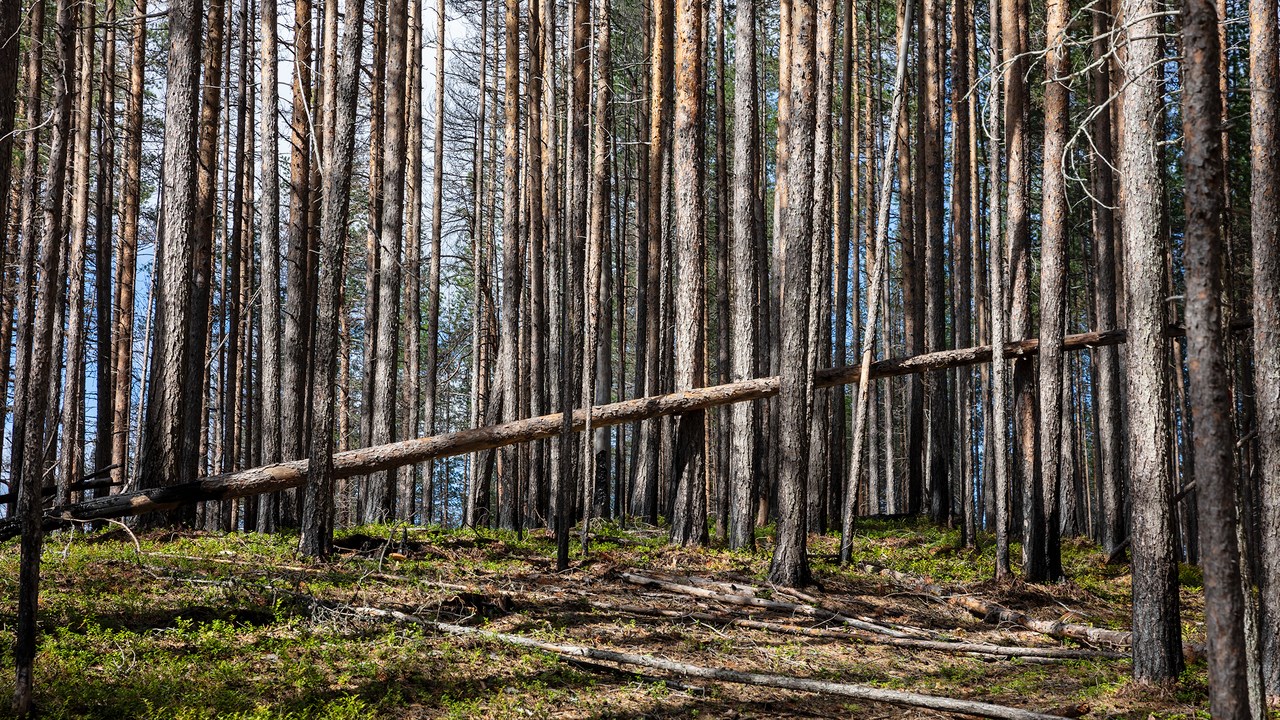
[{"x1": 347, "y1": 605, "x2": 1073, "y2": 719}]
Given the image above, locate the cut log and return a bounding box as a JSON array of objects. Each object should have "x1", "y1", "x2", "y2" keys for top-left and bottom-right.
[
  {"x1": 349, "y1": 605, "x2": 1072, "y2": 719},
  {"x1": 0, "y1": 326, "x2": 1167, "y2": 539}
]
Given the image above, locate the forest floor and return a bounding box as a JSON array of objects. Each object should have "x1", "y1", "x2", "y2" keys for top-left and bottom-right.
[{"x1": 0, "y1": 518, "x2": 1213, "y2": 719}]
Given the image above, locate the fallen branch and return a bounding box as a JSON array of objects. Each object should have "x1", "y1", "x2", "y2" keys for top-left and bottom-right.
[
  {"x1": 620, "y1": 572, "x2": 922, "y2": 639},
  {"x1": 348, "y1": 605, "x2": 1071, "y2": 719},
  {"x1": 859, "y1": 565, "x2": 1132, "y2": 648},
  {"x1": 590, "y1": 602, "x2": 1125, "y2": 660},
  {"x1": 0, "y1": 329, "x2": 1151, "y2": 540}
]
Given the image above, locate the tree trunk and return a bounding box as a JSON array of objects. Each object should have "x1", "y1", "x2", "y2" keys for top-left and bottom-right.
[
  {"x1": 301, "y1": 0, "x2": 365, "y2": 557},
  {"x1": 92, "y1": 1, "x2": 117, "y2": 482},
  {"x1": 1035, "y1": 0, "x2": 1068, "y2": 582},
  {"x1": 496, "y1": 0, "x2": 523, "y2": 531},
  {"x1": 258, "y1": 0, "x2": 284, "y2": 530},
  {"x1": 922, "y1": 0, "x2": 948, "y2": 526},
  {"x1": 1120, "y1": 0, "x2": 1184, "y2": 679},
  {"x1": 139, "y1": 0, "x2": 204, "y2": 524},
  {"x1": 727, "y1": 0, "x2": 759, "y2": 551},
  {"x1": 986, "y1": 0, "x2": 1009, "y2": 578},
  {"x1": 1089, "y1": 0, "x2": 1125, "y2": 560},
  {"x1": 14, "y1": 0, "x2": 74, "y2": 703},
  {"x1": 57, "y1": 0, "x2": 95, "y2": 503},
  {"x1": 769, "y1": 0, "x2": 815, "y2": 586},
  {"x1": 1253, "y1": 0, "x2": 1280, "y2": 694},
  {"x1": 366, "y1": 0, "x2": 409, "y2": 522},
  {"x1": 668, "y1": 0, "x2": 707, "y2": 548}
]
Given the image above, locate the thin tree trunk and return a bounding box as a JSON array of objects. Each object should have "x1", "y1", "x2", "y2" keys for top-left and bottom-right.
[
  {"x1": 14, "y1": 0, "x2": 75, "y2": 703},
  {"x1": 727, "y1": 0, "x2": 758, "y2": 551},
  {"x1": 497, "y1": 0, "x2": 523, "y2": 530},
  {"x1": 57, "y1": 0, "x2": 96, "y2": 503},
  {"x1": 258, "y1": 0, "x2": 284, "y2": 529},
  {"x1": 1035, "y1": 0, "x2": 1068, "y2": 582},
  {"x1": 92, "y1": 2, "x2": 117, "y2": 482}
]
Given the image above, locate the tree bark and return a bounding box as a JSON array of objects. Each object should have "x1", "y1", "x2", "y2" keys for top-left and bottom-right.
[
  {"x1": 769, "y1": 0, "x2": 816, "y2": 585},
  {"x1": 301, "y1": 0, "x2": 365, "y2": 557},
  {"x1": 139, "y1": 0, "x2": 204, "y2": 526},
  {"x1": 496, "y1": 0, "x2": 523, "y2": 530},
  {"x1": 258, "y1": 0, "x2": 284, "y2": 530},
  {"x1": 366, "y1": 0, "x2": 410, "y2": 521},
  {"x1": 1120, "y1": 0, "x2": 1184, "y2": 678},
  {"x1": 1035, "y1": 0, "x2": 1069, "y2": 582}
]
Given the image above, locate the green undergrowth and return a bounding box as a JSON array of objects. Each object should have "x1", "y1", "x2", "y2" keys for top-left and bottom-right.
[{"x1": 0, "y1": 519, "x2": 1214, "y2": 718}]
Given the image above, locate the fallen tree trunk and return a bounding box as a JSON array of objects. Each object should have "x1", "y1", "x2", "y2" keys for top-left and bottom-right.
[
  {"x1": 590, "y1": 601, "x2": 1125, "y2": 659},
  {"x1": 0, "y1": 327, "x2": 1148, "y2": 539},
  {"x1": 859, "y1": 565, "x2": 1135, "y2": 648},
  {"x1": 351, "y1": 605, "x2": 1072, "y2": 719},
  {"x1": 620, "y1": 572, "x2": 922, "y2": 638}
]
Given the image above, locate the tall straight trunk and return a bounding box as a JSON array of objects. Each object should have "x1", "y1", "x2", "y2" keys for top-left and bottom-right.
[
  {"x1": 542, "y1": 0, "x2": 562, "y2": 540},
  {"x1": 140, "y1": 0, "x2": 203, "y2": 522},
  {"x1": 1090, "y1": 0, "x2": 1125, "y2": 559},
  {"x1": 713, "y1": 0, "x2": 729, "y2": 539},
  {"x1": 805, "y1": 0, "x2": 836, "y2": 534},
  {"x1": 258, "y1": 0, "x2": 284, "y2": 530},
  {"x1": 366, "y1": 0, "x2": 409, "y2": 522},
  {"x1": 14, "y1": 0, "x2": 73, "y2": 704},
  {"x1": 898, "y1": 0, "x2": 923, "y2": 513},
  {"x1": 727, "y1": 0, "x2": 758, "y2": 551},
  {"x1": 1035, "y1": 0, "x2": 1068, "y2": 582},
  {"x1": 769, "y1": 0, "x2": 815, "y2": 586},
  {"x1": 986, "y1": 0, "x2": 1010, "y2": 578},
  {"x1": 668, "y1": 0, "x2": 707, "y2": 547},
  {"x1": 922, "y1": 0, "x2": 947, "y2": 526},
  {"x1": 93, "y1": 3, "x2": 117, "y2": 480},
  {"x1": 1001, "y1": 0, "x2": 1039, "y2": 577},
  {"x1": 8, "y1": 0, "x2": 44, "y2": 519},
  {"x1": 283, "y1": 0, "x2": 315, "y2": 470},
  {"x1": 400, "y1": 0, "x2": 422, "y2": 522},
  {"x1": 301, "y1": 0, "x2": 365, "y2": 556},
  {"x1": 1120, "y1": 0, "x2": 1183, "y2": 679},
  {"x1": 635, "y1": 0, "x2": 673, "y2": 523},
  {"x1": 950, "y1": 0, "x2": 973, "y2": 545},
  {"x1": 362, "y1": 0, "x2": 386, "y2": 485},
  {"x1": 831, "y1": 0, "x2": 856, "y2": 526},
  {"x1": 526, "y1": 0, "x2": 547, "y2": 525},
  {"x1": 112, "y1": 0, "x2": 143, "y2": 489},
  {"x1": 57, "y1": 0, "x2": 96, "y2": 502},
  {"x1": 424, "y1": 0, "x2": 446, "y2": 521},
  {"x1": 628, "y1": 0, "x2": 651, "y2": 522},
  {"x1": 497, "y1": 0, "x2": 522, "y2": 530},
  {"x1": 223, "y1": 0, "x2": 252, "y2": 480},
  {"x1": 1183, "y1": 0, "x2": 1250, "y2": 708},
  {"x1": 467, "y1": 0, "x2": 489, "y2": 528},
  {"x1": 186, "y1": 0, "x2": 226, "y2": 520},
  {"x1": 839, "y1": 0, "x2": 912, "y2": 563},
  {"x1": 1253, "y1": 0, "x2": 1280, "y2": 693},
  {"x1": 582, "y1": 0, "x2": 611, "y2": 543}
]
